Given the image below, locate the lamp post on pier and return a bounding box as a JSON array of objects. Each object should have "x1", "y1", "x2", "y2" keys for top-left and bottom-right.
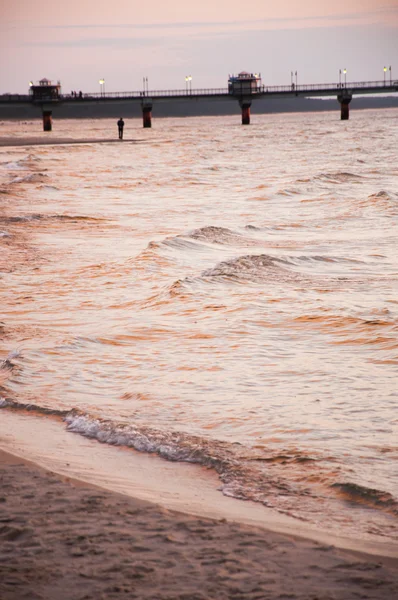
[
  {"x1": 383, "y1": 66, "x2": 387, "y2": 84},
  {"x1": 185, "y1": 75, "x2": 192, "y2": 94},
  {"x1": 99, "y1": 78, "x2": 105, "y2": 96},
  {"x1": 389, "y1": 66, "x2": 392, "y2": 84},
  {"x1": 343, "y1": 69, "x2": 347, "y2": 87},
  {"x1": 339, "y1": 69, "x2": 341, "y2": 87}
]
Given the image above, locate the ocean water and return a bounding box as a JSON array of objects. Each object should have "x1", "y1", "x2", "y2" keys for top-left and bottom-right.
[{"x1": 1, "y1": 111, "x2": 397, "y2": 543}]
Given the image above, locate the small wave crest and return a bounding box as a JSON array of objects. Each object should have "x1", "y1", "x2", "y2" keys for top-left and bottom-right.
[
  {"x1": 154, "y1": 226, "x2": 261, "y2": 254},
  {"x1": 316, "y1": 172, "x2": 364, "y2": 183},
  {"x1": 0, "y1": 350, "x2": 21, "y2": 386},
  {"x1": 293, "y1": 313, "x2": 398, "y2": 350},
  {"x1": 0, "y1": 397, "x2": 72, "y2": 418},
  {"x1": 331, "y1": 482, "x2": 398, "y2": 516},
  {"x1": 356, "y1": 191, "x2": 398, "y2": 214},
  {"x1": 201, "y1": 254, "x2": 296, "y2": 283},
  {"x1": 3, "y1": 214, "x2": 43, "y2": 223},
  {"x1": 11, "y1": 173, "x2": 48, "y2": 184},
  {"x1": 188, "y1": 226, "x2": 258, "y2": 247}
]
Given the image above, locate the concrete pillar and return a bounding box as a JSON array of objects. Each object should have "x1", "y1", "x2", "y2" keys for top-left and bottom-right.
[
  {"x1": 241, "y1": 105, "x2": 251, "y2": 125},
  {"x1": 239, "y1": 98, "x2": 252, "y2": 125},
  {"x1": 143, "y1": 106, "x2": 152, "y2": 128},
  {"x1": 340, "y1": 102, "x2": 350, "y2": 120},
  {"x1": 338, "y1": 94, "x2": 352, "y2": 121},
  {"x1": 141, "y1": 99, "x2": 153, "y2": 128},
  {"x1": 42, "y1": 110, "x2": 52, "y2": 131}
]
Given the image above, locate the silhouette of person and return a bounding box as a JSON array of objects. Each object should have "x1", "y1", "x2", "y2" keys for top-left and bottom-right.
[{"x1": 117, "y1": 118, "x2": 125, "y2": 140}]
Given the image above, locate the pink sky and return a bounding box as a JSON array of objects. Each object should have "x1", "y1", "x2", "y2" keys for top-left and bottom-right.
[{"x1": 1, "y1": 0, "x2": 398, "y2": 93}]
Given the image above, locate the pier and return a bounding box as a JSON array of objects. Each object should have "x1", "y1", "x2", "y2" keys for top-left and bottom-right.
[{"x1": 1, "y1": 74, "x2": 397, "y2": 131}]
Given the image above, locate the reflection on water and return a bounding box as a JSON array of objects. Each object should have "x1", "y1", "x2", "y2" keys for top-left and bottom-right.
[{"x1": 1, "y1": 112, "x2": 398, "y2": 542}]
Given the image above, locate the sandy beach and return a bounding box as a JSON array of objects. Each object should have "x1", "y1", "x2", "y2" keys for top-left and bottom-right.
[{"x1": 1, "y1": 448, "x2": 398, "y2": 600}]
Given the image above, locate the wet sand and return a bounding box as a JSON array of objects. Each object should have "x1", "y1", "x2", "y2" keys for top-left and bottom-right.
[{"x1": 1, "y1": 448, "x2": 398, "y2": 600}]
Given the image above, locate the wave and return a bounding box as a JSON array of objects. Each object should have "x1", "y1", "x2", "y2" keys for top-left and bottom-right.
[
  {"x1": 3, "y1": 161, "x2": 26, "y2": 171},
  {"x1": 1, "y1": 399, "x2": 397, "y2": 530},
  {"x1": 315, "y1": 172, "x2": 364, "y2": 183},
  {"x1": 0, "y1": 397, "x2": 71, "y2": 419},
  {"x1": 187, "y1": 226, "x2": 259, "y2": 247},
  {"x1": 2, "y1": 156, "x2": 41, "y2": 171},
  {"x1": 355, "y1": 191, "x2": 398, "y2": 214},
  {"x1": 38, "y1": 184, "x2": 59, "y2": 191},
  {"x1": 3, "y1": 214, "x2": 43, "y2": 223},
  {"x1": 293, "y1": 313, "x2": 398, "y2": 349},
  {"x1": 159, "y1": 252, "x2": 353, "y2": 289},
  {"x1": 200, "y1": 254, "x2": 309, "y2": 284},
  {"x1": 11, "y1": 173, "x2": 48, "y2": 184},
  {"x1": 331, "y1": 482, "x2": 398, "y2": 515},
  {"x1": 153, "y1": 227, "x2": 262, "y2": 253},
  {"x1": 0, "y1": 350, "x2": 20, "y2": 386},
  {"x1": 1, "y1": 214, "x2": 105, "y2": 224}
]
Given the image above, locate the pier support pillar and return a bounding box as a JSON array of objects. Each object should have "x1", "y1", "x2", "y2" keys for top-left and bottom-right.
[
  {"x1": 141, "y1": 99, "x2": 153, "y2": 128},
  {"x1": 241, "y1": 105, "x2": 251, "y2": 125},
  {"x1": 143, "y1": 107, "x2": 152, "y2": 128},
  {"x1": 239, "y1": 98, "x2": 252, "y2": 125},
  {"x1": 338, "y1": 94, "x2": 352, "y2": 121},
  {"x1": 42, "y1": 110, "x2": 52, "y2": 131}
]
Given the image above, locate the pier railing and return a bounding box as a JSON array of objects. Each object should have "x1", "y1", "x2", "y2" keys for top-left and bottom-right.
[
  {"x1": 71, "y1": 80, "x2": 398, "y2": 99},
  {"x1": 0, "y1": 80, "x2": 397, "y2": 103}
]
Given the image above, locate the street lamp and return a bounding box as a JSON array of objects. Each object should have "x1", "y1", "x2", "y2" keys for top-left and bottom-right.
[
  {"x1": 389, "y1": 66, "x2": 392, "y2": 84},
  {"x1": 383, "y1": 66, "x2": 387, "y2": 84},
  {"x1": 185, "y1": 75, "x2": 192, "y2": 93},
  {"x1": 343, "y1": 68, "x2": 347, "y2": 87},
  {"x1": 339, "y1": 69, "x2": 341, "y2": 87},
  {"x1": 99, "y1": 78, "x2": 105, "y2": 96}
]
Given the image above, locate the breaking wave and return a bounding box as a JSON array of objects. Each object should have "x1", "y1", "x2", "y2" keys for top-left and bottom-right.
[{"x1": 1, "y1": 399, "x2": 397, "y2": 529}]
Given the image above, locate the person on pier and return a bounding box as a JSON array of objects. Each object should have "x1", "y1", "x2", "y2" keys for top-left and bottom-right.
[{"x1": 117, "y1": 117, "x2": 125, "y2": 140}]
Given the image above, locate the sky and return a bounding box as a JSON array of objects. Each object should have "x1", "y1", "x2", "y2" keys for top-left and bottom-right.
[{"x1": 1, "y1": 0, "x2": 398, "y2": 94}]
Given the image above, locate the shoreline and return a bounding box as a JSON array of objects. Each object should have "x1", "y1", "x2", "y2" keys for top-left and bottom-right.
[
  {"x1": 1, "y1": 409, "x2": 397, "y2": 560},
  {"x1": 0, "y1": 136, "x2": 142, "y2": 147},
  {"x1": 1, "y1": 444, "x2": 398, "y2": 600}
]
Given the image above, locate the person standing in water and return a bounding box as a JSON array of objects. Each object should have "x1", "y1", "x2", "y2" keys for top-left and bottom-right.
[{"x1": 117, "y1": 117, "x2": 125, "y2": 140}]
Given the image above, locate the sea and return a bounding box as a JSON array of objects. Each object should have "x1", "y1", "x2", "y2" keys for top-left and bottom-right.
[{"x1": 1, "y1": 110, "x2": 397, "y2": 544}]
